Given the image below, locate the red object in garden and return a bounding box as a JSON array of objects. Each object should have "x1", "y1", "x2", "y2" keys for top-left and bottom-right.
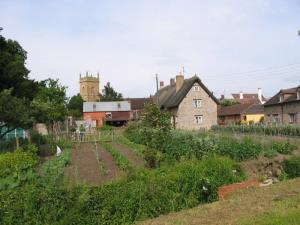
[{"x1": 218, "y1": 178, "x2": 258, "y2": 200}]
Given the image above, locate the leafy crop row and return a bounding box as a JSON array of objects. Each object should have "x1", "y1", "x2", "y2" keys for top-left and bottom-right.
[
  {"x1": 212, "y1": 124, "x2": 300, "y2": 137},
  {"x1": 41, "y1": 148, "x2": 71, "y2": 186},
  {"x1": 126, "y1": 123, "x2": 297, "y2": 162}
]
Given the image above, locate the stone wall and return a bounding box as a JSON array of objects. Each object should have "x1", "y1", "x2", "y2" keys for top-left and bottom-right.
[{"x1": 264, "y1": 101, "x2": 300, "y2": 125}]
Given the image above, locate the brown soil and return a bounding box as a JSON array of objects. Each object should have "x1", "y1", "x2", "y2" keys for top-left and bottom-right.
[
  {"x1": 109, "y1": 142, "x2": 144, "y2": 167},
  {"x1": 65, "y1": 143, "x2": 119, "y2": 186},
  {"x1": 96, "y1": 143, "x2": 119, "y2": 182}
]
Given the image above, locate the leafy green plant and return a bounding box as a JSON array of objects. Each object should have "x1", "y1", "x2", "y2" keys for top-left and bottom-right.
[
  {"x1": 0, "y1": 145, "x2": 38, "y2": 190},
  {"x1": 41, "y1": 148, "x2": 71, "y2": 186},
  {"x1": 282, "y1": 156, "x2": 300, "y2": 179},
  {"x1": 0, "y1": 156, "x2": 245, "y2": 225}
]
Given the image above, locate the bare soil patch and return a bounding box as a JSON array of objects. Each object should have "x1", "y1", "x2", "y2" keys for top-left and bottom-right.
[{"x1": 96, "y1": 143, "x2": 119, "y2": 182}]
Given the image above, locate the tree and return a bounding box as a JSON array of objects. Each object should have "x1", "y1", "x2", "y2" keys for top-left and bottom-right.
[
  {"x1": 32, "y1": 79, "x2": 67, "y2": 130},
  {"x1": 0, "y1": 32, "x2": 38, "y2": 140},
  {"x1": 0, "y1": 89, "x2": 34, "y2": 139},
  {"x1": 220, "y1": 99, "x2": 240, "y2": 107},
  {"x1": 101, "y1": 82, "x2": 123, "y2": 101},
  {"x1": 0, "y1": 33, "x2": 39, "y2": 100},
  {"x1": 67, "y1": 94, "x2": 83, "y2": 119}
]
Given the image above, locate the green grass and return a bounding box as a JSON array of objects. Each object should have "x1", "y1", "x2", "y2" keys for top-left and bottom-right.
[
  {"x1": 116, "y1": 134, "x2": 145, "y2": 157},
  {"x1": 102, "y1": 142, "x2": 132, "y2": 170},
  {"x1": 238, "y1": 193, "x2": 300, "y2": 225}
]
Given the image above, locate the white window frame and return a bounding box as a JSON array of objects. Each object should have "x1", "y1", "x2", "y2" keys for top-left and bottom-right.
[
  {"x1": 279, "y1": 94, "x2": 283, "y2": 102},
  {"x1": 288, "y1": 113, "x2": 297, "y2": 124},
  {"x1": 272, "y1": 114, "x2": 280, "y2": 123},
  {"x1": 193, "y1": 99, "x2": 202, "y2": 108},
  {"x1": 195, "y1": 115, "x2": 203, "y2": 124},
  {"x1": 297, "y1": 91, "x2": 300, "y2": 100},
  {"x1": 193, "y1": 85, "x2": 200, "y2": 92}
]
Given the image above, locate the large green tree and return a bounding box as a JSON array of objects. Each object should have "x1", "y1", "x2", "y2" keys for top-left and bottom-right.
[
  {"x1": 67, "y1": 94, "x2": 83, "y2": 119},
  {"x1": 33, "y1": 79, "x2": 67, "y2": 128},
  {"x1": 0, "y1": 33, "x2": 38, "y2": 100},
  {"x1": 0, "y1": 31, "x2": 38, "y2": 139},
  {"x1": 101, "y1": 82, "x2": 123, "y2": 101},
  {"x1": 0, "y1": 90, "x2": 34, "y2": 139}
]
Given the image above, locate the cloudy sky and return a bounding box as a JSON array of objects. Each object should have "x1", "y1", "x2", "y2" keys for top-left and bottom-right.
[{"x1": 1, "y1": 0, "x2": 300, "y2": 98}]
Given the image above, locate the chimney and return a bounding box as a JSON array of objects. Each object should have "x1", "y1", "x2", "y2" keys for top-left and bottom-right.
[
  {"x1": 258, "y1": 88, "x2": 263, "y2": 103},
  {"x1": 239, "y1": 91, "x2": 244, "y2": 99},
  {"x1": 159, "y1": 81, "x2": 164, "y2": 89},
  {"x1": 170, "y1": 78, "x2": 175, "y2": 86},
  {"x1": 220, "y1": 94, "x2": 225, "y2": 100},
  {"x1": 176, "y1": 73, "x2": 184, "y2": 92}
]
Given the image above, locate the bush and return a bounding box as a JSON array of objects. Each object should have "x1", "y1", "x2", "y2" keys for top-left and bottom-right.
[
  {"x1": 0, "y1": 146, "x2": 38, "y2": 190},
  {"x1": 282, "y1": 156, "x2": 300, "y2": 179},
  {"x1": 0, "y1": 156, "x2": 245, "y2": 225}
]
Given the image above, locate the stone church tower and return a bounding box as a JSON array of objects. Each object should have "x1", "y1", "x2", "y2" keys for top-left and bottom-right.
[{"x1": 79, "y1": 72, "x2": 100, "y2": 102}]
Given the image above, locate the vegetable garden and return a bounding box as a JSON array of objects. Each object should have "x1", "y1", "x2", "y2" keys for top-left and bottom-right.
[{"x1": 1, "y1": 104, "x2": 300, "y2": 224}]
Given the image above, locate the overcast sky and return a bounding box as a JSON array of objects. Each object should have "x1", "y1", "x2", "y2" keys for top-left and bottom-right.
[{"x1": 1, "y1": 0, "x2": 300, "y2": 98}]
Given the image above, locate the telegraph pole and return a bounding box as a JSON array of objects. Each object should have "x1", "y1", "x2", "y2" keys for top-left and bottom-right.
[{"x1": 155, "y1": 73, "x2": 159, "y2": 105}]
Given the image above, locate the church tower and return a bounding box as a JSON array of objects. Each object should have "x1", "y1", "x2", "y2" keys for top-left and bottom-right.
[{"x1": 79, "y1": 72, "x2": 100, "y2": 102}]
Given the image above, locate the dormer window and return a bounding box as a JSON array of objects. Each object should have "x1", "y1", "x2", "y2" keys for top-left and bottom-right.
[{"x1": 279, "y1": 94, "x2": 284, "y2": 103}]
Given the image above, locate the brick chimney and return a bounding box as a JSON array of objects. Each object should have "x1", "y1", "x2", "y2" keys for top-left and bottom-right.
[
  {"x1": 170, "y1": 78, "x2": 175, "y2": 86},
  {"x1": 239, "y1": 91, "x2": 244, "y2": 99},
  {"x1": 176, "y1": 73, "x2": 184, "y2": 92},
  {"x1": 258, "y1": 88, "x2": 264, "y2": 103},
  {"x1": 159, "y1": 81, "x2": 164, "y2": 89}
]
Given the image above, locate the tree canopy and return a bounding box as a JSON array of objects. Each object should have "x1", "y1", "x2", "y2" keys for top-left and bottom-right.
[
  {"x1": 32, "y1": 79, "x2": 67, "y2": 125},
  {"x1": 0, "y1": 34, "x2": 38, "y2": 100},
  {"x1": 0, "y1": 32, "x2": 38, "y2": 138},
  {"x1": 101, "y1": 82, "x2": 123, "y2": 101},
  {"x1": 67, "y1": 94, "x2": 83, "y2": 119}
]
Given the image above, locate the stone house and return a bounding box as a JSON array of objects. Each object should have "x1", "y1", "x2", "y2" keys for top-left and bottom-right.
[
  {"x1": 264, "y1": 86, "x2": 300, "y2": 125},
  {"x1": 154, "y1": 74, "x2": 219, "y2": 130}
]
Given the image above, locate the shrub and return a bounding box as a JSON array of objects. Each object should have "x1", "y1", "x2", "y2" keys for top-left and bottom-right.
[
  {"x1": 0, "y1": 146, "x2": 38, "y2": 190},
  {"x1": 282, "y1": 156, "x2": 300, "y2": 179},
  {"x1": 0, "y1": 157, "x2": 245, "y2": 225}
]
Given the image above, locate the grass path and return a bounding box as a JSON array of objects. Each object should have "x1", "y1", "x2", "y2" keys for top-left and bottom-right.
[{"x1": 139, "y1": 178, "x2": 300, "y2": 225}]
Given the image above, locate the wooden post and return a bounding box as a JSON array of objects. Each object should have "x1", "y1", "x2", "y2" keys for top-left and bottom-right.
[{"x1": 15, "y1": 137, "x2": 19, "y2": 149}]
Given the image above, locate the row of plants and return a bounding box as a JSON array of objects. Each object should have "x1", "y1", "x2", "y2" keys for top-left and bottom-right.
[
  {"x1": 0, "y1": 144, "x2": 38, "y2": 190},
  {"x1": 40, "y1": 148, "x2": 71, "y2": 186},
  {"x1": 126, "y1": 123, "x2": 297, "y2": 162},
  {"x1": 102, "y1": 142, "x2": 132, "y2": 170},
  {"x1": 0, "y1": 156, "x2": 246, "y2": 225},
  {"x1": 212, "y1": 124, "x2": 300, "y2": 137}
]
